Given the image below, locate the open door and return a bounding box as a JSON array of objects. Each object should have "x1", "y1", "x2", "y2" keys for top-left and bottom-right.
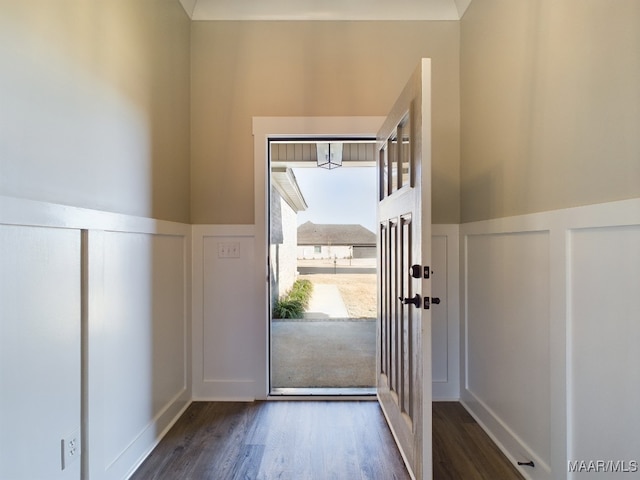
[{"x1": 377, "y1": 59, "x2": 432, "y2": 480}]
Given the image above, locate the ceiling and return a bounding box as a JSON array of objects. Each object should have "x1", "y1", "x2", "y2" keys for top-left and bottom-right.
[{"x1": 178, "y1": 0, "x2": 473, "y2": 21}]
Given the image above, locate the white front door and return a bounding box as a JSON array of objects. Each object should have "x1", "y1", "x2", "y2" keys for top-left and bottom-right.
[{"x1": 377, "y1": 58, "x2": 432, "y2": 480}]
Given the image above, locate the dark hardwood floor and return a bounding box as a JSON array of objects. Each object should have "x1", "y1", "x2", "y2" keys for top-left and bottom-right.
[
  {"x1": 130, "y1": 401, "x2": 524, "y2": 480},
  {"x1": 432, "y1": 402, "x2": 524, "y2": 480}
]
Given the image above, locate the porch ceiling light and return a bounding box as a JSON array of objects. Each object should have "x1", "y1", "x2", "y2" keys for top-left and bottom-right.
[{"x1": 316, "y1": 142, "x2": 343, "y2": 170}]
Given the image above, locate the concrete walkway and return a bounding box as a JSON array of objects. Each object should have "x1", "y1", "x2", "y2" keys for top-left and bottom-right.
[
  {"x1": 271, "y1": 320, "x2": 376, "y2": 388},
  {"x1": 272, "y1": 280, "x2": 376, "y2": 388},
  {"x1": 303, "y1": 284, "x2": 349, "y2": 319}
]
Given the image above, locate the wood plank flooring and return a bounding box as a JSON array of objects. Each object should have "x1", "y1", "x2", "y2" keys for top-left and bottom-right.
[
  {"x1": 432, "y1": 402, "x2": 524, "y2": 480},
  {"x1": 130, "y1": 401, "x2": 524, "y2": 480}
]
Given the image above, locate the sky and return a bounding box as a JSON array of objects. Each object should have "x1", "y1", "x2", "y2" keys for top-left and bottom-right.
[{"x1": 292, "y1": 166, "x2": 377, "y2": 233}]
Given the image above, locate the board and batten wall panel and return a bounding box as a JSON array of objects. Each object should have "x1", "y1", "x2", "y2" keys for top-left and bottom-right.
[
  {"x1": 192, "y1": 226, "x2": 264, "y2": 400},
  {"x1": 88, "y1": 229, "x2": 190, "y2": 480},
  {"x1": 568, "y1": 226, "x2": 640, "y2": 479},
  {"x1": 464, "y1": 231, "x2": 551, "y2": 475},
  {"x1": 431, "y1": 225, "x2": 460, "y2": 401},
  {"x1": 0, "y1": 196, "x2": 191, "y2": 480},
  {"x1": 0, "y1": 224, "x2": 81, "y2": 480},
  {"x1": 192, "y1": 224, "x2": 459, "y2": 401},
  {"x1": 461, "y1": 198, "x2": 640, "y2": 480}
]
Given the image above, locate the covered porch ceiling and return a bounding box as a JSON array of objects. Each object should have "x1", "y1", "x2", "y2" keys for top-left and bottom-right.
[{"x1": 270, "y1": 141, "x2": 376, "y2": 169}]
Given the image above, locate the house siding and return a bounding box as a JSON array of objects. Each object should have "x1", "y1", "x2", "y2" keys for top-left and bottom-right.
[
  {"x1": 270, "y1": 189, "x2": 299, "y2": 301},
  {"x1": 297, "y1": 245, "x2": 353, "y2": 260}
]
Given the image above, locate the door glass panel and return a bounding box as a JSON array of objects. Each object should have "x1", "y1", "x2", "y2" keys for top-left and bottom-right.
[
  {"x1": 379, "y1": 145, "x2": 388, "y2": 200},
  {"x1": 389, "y1": 133, "x2": 398, "y2": 194},
  {"x1": 399, "y1": 116, "x2": 411, "y2": 188}
]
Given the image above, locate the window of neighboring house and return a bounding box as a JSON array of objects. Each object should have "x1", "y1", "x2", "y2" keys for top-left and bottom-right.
[{"x1": 314, "y1": 246, "x2": 321, "y2": 253}]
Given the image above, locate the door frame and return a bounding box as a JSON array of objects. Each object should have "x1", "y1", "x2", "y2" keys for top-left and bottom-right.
[{"x1": 253, "y1": 116, "x2": 384, "y2": 398}]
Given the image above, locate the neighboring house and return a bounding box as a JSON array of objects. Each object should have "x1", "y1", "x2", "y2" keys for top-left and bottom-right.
[
  {"x1": 297, "y1": 222, "x2": 376, "y2": 259},
  {"x1": 271, "y1": 168, "x2": 307, "y2": 301}
]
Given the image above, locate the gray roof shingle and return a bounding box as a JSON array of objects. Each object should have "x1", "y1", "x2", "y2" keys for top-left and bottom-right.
[{"x1": 297, "y1": 221, "x2": 376, "y2": 246}]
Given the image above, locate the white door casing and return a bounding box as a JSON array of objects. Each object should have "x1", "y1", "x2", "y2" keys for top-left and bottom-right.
[{"x1": 253, "y1": 116, "x2": 385, "y2": 398}]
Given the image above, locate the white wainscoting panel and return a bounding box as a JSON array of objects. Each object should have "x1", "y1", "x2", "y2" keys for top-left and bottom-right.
[
  {"x1": 192, "y1": 224, "x2": 459, "y2": 402},
  {"x1": 431, "y1": 225, "x2": 460, "y2": 401},
  {"x1": 192, "y1": 225, "x2": 264, "y2": 400},
  {"x1": 1, "y1": 196, "x2": 191, "y2": 480},
  {"x1": 0, "y1": 224, "x2": 82, "y2": 480},
  {"x1": 88, "y1": 230, "x2": 190, "y2": 480},
  {"x1": 465, "y1": 230, "x2": 551, "y2": 475},
  {"x1": 460, "y1": 198, "x2": 640, "y2": 480},
  {"x1": 568, "y1": 225, "x2": 640, "y2": 479}
]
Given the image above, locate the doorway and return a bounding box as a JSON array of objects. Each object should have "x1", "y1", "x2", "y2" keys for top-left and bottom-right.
[
  {"x1": 254, "y1": 59, "x2": 436, "y2": 477},
  {"x1": 253, "y1": 106, "x2": 432, "y2": 477},
  {"x1": 268, "y1": 139, "x2": 378, "y2": 395}
]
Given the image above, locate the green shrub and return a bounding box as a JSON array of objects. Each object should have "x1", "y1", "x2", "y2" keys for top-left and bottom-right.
[
  {"x1": 273, "y1": 280, "x2": 313, "y2": 319},
  {"x1": 273, "y1": 298, "x2": 304, "y2": 319}
]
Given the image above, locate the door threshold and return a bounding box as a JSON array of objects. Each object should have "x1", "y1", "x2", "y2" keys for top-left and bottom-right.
[{"x1": 269, "y1": 387, "x2": 376, "y2": 400}]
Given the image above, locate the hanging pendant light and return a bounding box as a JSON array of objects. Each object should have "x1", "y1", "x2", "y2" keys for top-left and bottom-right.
[{"x1": 316, "y1": 142, "x2": 343, "y2": 170}]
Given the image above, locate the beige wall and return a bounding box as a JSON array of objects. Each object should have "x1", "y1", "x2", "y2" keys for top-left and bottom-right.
[
  {"x1": 191, "y1": 21, "x2": 460, "y2": 224},
  {"x1": 6, "y1": 2, "x2": 636, "y2": 226},
  {"x1": 0, "y1": 0, "x2": 191, "y2": 222},
  {"x1": 460, "y1": 0, "x2": 640, "y2": 222}
]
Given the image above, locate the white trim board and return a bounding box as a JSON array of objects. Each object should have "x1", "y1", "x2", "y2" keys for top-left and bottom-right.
[{"x1": 0, "y1": 195, "x2": 190, "y2": 235}]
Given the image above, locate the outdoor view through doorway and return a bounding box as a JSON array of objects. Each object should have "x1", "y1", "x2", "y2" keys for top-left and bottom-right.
[{"x1": 269, "y1": 139, "x2": 378, "y2": 394}]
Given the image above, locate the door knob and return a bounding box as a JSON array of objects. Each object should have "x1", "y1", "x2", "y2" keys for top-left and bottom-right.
[{"x1": 399, "y1": 294, "x2": 421, "y2": 307}]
